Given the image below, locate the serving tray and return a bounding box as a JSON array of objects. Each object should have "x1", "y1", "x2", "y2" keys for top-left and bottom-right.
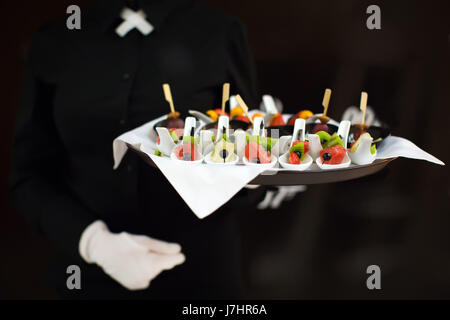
[{"x1": 127, "y1": 143, "x2": 395, "y2": 186}]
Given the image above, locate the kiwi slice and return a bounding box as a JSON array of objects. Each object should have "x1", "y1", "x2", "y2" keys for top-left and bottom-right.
[
  {"x1": 260, "y1": 137, "x2": 278, "y2": 152},
  {"x1": 155, "y1": 149, "x2": 162, "y2": 156},
  {"x1": 246, "y1": 135, "x2": 260, "y2": 144},
  {"x1": 289, "y1": 142, "x2": 306, "y2": 161},
  {"x1": 322, "y1": 133, "x2": 344, "y2": 148},
  {"x1": 370, "y1": 144, "x2": 377, "y2": 155},
  {"x1": 316, "y1": 131, "x2": 331, "y2": 145},
  {"x1": 170, "y1": 130, "x2": 179, "y2": 142}
]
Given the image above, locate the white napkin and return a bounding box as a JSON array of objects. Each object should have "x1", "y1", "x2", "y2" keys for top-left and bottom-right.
[
  {"x1": 376, "y1": 136, "x2": 445, "y2": 165},
  {"x1": 112, "y1": 116, "x2": 268, "y2": 219},
  {"x1": 113, "y1": 119, "x2": 444, "y2": 219}
]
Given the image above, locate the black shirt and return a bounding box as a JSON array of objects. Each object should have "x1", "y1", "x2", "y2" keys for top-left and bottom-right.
[{"x1": 9, "y1": 0, "x2": 257, "y2": 298}]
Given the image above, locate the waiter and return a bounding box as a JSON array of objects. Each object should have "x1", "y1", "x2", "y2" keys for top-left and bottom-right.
[{"x1": 9, "y1": 0, "x2": 258, "y2": 299}]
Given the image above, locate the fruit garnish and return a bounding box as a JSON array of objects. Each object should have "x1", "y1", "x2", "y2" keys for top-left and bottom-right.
[
  {"x1": 289, "y1": 141, "x2": 307, "y2": 161},
  {"x1": 316, "y1": 131, "x2": 331, "y2": 145},
  {"x1": 298, "y1": 110, "x2": 313, "y2": 119},
  {"x1": 320, "y1": 145, "x2": 346, "y2": 164},
  {"x1": 370, "y1": 144, "x2": 377, "y2": 155},
  {"x1": 313, "y1": 123, "x2": 329, "y2": 134},
  {"x1": 322, "y1": 133, "x2": 344, "y2": 149},
  {"x1": 206, "y1": 110, "x2": 218, "y2": 122},
  {"x1": 214, "y1": 108, "x2": 228, "y2": 117},
  {"x1": 289, "y1": 152, "x2": 301, "y2": 164},
  {"x1": 269, "y1": 113, "x2": 286, "y2": 126},
  {"x1": 292, "y1": 140, "x2": 309, "y2": 153},
  {"x1": 288, "y1": 110, "x2": 314, "y2": 125},
  {"x1": 257, "y1": 147, "x2": 272, "y2": 164},
  {"x1": 260, "y1": 137, "x2": 278, "y2": 152},
  {"x1": 245, "y1": 141, "x2": 271, "y2": 164},
  {"x1": 245, "y1": 141, "x2": 259, "y2": 161},
  {"x1": 233, "y1": 115, "x2": 250, "y2": 123},
  {"x1": 174, "y1": 142, "x2": 200, "y2": 161},
  {"x1": 155, "y1": 149, "x2": 162, "y2": 156},
  {"x1": 230, "y1": 106, "x2": 244, "y2": 118}
]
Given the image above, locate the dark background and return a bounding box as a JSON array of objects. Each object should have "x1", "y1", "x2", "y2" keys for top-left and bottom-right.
[{"x1": 1, "y1": 0, "x2": 449, "y2": 299}]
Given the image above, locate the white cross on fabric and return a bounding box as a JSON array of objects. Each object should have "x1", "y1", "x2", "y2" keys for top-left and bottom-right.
[{"x1": 115, "y1": 7, "x2": 154, "y2": 37}]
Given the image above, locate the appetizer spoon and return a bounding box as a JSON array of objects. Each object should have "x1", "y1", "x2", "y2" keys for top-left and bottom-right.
[
  {"x1": 349, "y1": 135, "x2": 377, "y2": 165},
  {"x1": 205, "y1": 115, "x2": 239, "y2": 165},
  {"x1": 155, "y1": 127, "x2": 176, "y2": 156},
  {"x1": 278, "y1": 118, "x2": 313, "y2": 171}
]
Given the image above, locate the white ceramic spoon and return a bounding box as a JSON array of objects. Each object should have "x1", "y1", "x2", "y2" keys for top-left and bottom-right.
[
  {"x1": 170, "y1": 117, "x2": 204, "y2": 163},
  {"x1": 252, "y1": 116, "x2": 265, "y2": 137},
  {"x1": 243, "y1": 154, "x2": 278, "y2": 169},
  {"x1": 279, "y1": 118, "x2": 313, "y2": 171},
  {"x1": 315, "y1": 153, "x2": 351, "y2": 169},
  {"x1": 348, "y1": 135, "x2": 377, "y2": 165},
  {"x1": 308, "y1": 120, "x2": 351, "y2": 160},
  {"x1": 155, "y1": 127, "x2": 176, "y2": 156},
  {"x1": 199, "y1": 129, "x2": 214, "y2": 156},
  {"x1": 205, "y1": 115, "x2": 239, "y2": 165}
]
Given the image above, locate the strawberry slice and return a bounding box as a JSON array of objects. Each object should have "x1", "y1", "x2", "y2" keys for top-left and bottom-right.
[
  {"x1": 258, "y1": 147, "x2": 272, "y2": 164},
  {"x1": 245, "y1": 141, "x2": 259, "y2": 161},
  {"x1": 289, "y1": 152, "x2": 301, "y2": 164},
  {"x1": 320, "y1": 145, "x2": 346, "y2": 164},
  {"x1": 304, "y1": 141, "x2": 309, "y2": 154}
]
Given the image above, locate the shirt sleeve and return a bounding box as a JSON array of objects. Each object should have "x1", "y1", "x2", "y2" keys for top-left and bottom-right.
[
  {"x1": 226, "y1": 19, "x2": 259, "y2": 108},
  {"x1": 9, "y1": 30, "x2": 97, "y2": 262}
]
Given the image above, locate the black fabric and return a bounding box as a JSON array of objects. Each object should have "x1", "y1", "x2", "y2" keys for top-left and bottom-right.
[{"x1": 9, "y1": 0, "x2": 258, "y2": 299}]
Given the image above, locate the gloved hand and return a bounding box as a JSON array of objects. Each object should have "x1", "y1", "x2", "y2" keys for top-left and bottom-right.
[
  {"x1": 79, "y1": 220, "x2": 185, "y2": 290},
  {"x1": 257, "y1": 186, "x2": 307, "y2": 210}
]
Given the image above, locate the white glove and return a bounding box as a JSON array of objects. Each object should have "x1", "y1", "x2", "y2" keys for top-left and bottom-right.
[
  {"x1": 79, "y1": 220, "x2": 185, "y2": 291},
  {"x1": 257, "y1": 186, "x2": 307, "y2": 210}
]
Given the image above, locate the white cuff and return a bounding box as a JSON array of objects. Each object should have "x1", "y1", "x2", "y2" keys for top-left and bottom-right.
[{"x1": 78, "y1": 220, "x2": 108, "y2": 264}]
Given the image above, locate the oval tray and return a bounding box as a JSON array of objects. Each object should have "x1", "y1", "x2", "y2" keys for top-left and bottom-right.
[{"x1": 127, "y1": 144, "x2": 395, "y2": 186}]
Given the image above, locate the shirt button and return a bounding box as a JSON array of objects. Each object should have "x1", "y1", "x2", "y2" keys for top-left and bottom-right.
[
  {"x1": 119, "y1": 119, "x2": 126, "y2": 126},
  {"x1": 122, "y1": 73, "x2": 131, "y2": 81},
  {"x1": 127, "y1": 165, "x2": 133, "y2": 172}
]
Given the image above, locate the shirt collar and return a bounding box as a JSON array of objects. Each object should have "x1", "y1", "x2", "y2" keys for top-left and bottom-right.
[{"x1": 89, "y1": 0, "x2": 192, "y2": 34}]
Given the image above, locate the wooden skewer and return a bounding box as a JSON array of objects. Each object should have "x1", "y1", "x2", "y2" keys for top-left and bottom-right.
[
  {"x1": 360, "y1": 91, "x2": 368, "y2": 127},
  {"x1": 318, "y1": 88, "x2": 332, "y2": 123},
  {"x1": 322, "y1": 88, "x2": 331, "y2": 117},
  {"x1": 162, "y1": 83, "x2": 179, "y2": 118},
  {"x1": 235, "y1": 94, "x2": 253, "y2": 124},
  {"x1": 221, "y1": 83, "x2": 230, "y2": 114}
]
